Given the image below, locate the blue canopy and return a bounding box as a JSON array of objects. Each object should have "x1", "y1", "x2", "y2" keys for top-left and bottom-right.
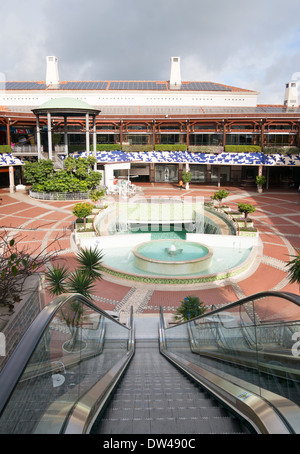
[{"x1": 73, "y1": 150, "x2": 300, "y2": 167}]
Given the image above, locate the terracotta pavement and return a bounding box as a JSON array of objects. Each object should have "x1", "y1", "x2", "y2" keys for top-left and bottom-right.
[{"x1": 0, "y1": 183, "x2": 299, "y2": 316}]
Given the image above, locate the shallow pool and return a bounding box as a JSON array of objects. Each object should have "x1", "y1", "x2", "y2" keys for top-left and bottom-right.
[{"x1": 100, "y1": 244, "x2": 252, "y2": 277}]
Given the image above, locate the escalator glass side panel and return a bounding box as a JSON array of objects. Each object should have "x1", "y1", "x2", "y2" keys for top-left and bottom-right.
[
  {"x1": 0, "y1": 295, "x2": 131, "y2": 434},
  {"x1": 162, "y1": 291, "x2": 300, "y2": 431}
]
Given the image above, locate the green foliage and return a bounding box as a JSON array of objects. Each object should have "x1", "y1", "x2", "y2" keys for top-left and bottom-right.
[
  {"x1": 182, "y1": 171, "x2": 192, "y2": 183},
  {"x1": 0, "y1": 145, "x2": 12, "y2": 154},
  {"x1": 89, "y1": 189, "x2": 106, "y2": 204},
  {"x1": 175, "y1": 296, "x2": 207, "y2": 322},
  {"x1": 286, "y1": 249, "x2": 300, "y2": 289},
  {"x1": 76, "y1": 247, "x2": 103, "y2": 280},
  {"x1": 91, "y1": 143, "x2": 121, "y2": 151},
  {"x1": 256, "y1": 175, "x2": 266, "y2": 186},
  {"x1": 45, "y1": 247, "x2": 103, "y2": 300},
  {"x1": 122, "y1": 144, "x2": 153, "y2": 152},
  {"x1": 238, "y1": 203, "x2": 256, "y2": 228},
  {"x1": 154, "y1": 144, "x2": 187, "y2": 151},
  {"x1": 44, "y1": 264, "x2": 69, "y2": 296},
  {"x1": 72, "y1": 202, "x2": 94, "y2": 230},
  {"x1": 225, "y1": 145, "x2": 261, "y2": 153},
  {"x1": 24, "y1": 160, "x2": 54, "y2": 185},
  {"x1": 211, "y1": 189, "x2": 230, "y2": 206},
  {"x1": 25, "y1": 157, "x2": 101, "y2": 193},
  {"x1": 66, "y1": 270, "x2": 96, "y2": 299},
  {"x1": 64, "y1": 156, "x2": 77, "y2": 175}
]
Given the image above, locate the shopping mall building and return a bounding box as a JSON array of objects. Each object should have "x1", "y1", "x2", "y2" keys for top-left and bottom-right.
[{"x1": 0, "y1": 56, "x2": 300, "y2": 190}]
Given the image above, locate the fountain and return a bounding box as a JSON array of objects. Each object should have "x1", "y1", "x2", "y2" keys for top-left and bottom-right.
[
  {"x1": 132, "y1": 239, "x2": 213, "y2": 276},
  {"x1": 165, "y1": 243, "x2": 183, "y2": 256}
]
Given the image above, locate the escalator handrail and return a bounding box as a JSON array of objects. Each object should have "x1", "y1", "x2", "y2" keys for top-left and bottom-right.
[
  {"x1": 164, "y1": 290, "x2": 300, "y2": 331},
  {"x1": 0, "y1": 293, "x2": 130, "y2": 416}
]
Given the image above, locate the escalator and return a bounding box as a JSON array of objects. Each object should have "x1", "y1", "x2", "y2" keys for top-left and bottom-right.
[
  {"x1": 93, "y1": 321, "x2": 248, "y2": 434},
  {"x1": 0, "y1": 291, "x2": 299, "y2": 434}
]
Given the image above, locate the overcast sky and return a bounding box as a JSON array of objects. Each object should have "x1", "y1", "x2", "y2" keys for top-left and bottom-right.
[{"x1": 1, "y1": 0, "x2": 300, "y2": 104}]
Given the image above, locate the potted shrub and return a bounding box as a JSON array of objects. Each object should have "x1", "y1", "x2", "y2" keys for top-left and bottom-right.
[
  {"x1": 256, "y1": 175, "x2": 266, "y2": 193},
  {"x1": 210, "y1": 189, "x2": 230, "y2": 208},
  {"x1": 182, "y1": 171, "x2": 192, "y2": 190},
  {"x1": 175, "y1": 296, "x2": 207, "y2": 322},
  {"x1": 72, "y1": 202, "x2": 94, "y2": 231},
  {"x1": 237, "y1": 203, "x2": 256, "y2": 228}
]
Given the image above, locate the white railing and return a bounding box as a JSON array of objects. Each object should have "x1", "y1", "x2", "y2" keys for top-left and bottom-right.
[
  {"x1": 29, "y1": 190, "x2": 90, "y2": 201},
  {"x1": 12, "y1": 145, "x2": 42, "y2": 154}
]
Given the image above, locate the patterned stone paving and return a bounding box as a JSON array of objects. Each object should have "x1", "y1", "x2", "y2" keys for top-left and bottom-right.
[{"x1": 0, "y1": 184, "x2": 299, "y2": 318}]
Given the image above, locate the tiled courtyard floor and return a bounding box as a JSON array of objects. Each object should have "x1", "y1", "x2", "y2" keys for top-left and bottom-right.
[{"x1": 0, "y1": 183, "x2": 299, "y2": 318}]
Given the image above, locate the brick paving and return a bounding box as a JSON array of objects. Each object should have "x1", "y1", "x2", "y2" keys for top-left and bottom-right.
[{"x1": 0, "y1": 184, "x2": 299, "y2": 317}]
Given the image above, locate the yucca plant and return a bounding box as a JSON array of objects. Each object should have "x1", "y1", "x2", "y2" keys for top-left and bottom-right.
[
  {"x1": 45, "y1": 264, "x2": 69, "y2": 296},
  {"x1": 286, "y1": 249, "x2": 300, "y2": 292},
  {"x1": 66, "y1": 269, "x2": 96, "y2": 299},
  {"x1": 75, "y1": 247, "x2": 104, "y2": 280}
]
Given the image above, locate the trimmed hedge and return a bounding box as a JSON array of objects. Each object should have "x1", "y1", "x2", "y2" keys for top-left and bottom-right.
[
  {"x1": 0, "y1": 145, "x2": 12, "y2": 154},
  {"x1": 225, "y1": 145, "x2": 262, "y2": 153},
  {"x1": 154, "y1": 144, "x2": 187, "y2": 151},
  {"x1": 122, "y1": 144, "x2": 153, "y2": 152}
]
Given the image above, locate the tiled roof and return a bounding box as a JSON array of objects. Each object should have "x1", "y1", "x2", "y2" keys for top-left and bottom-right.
[{"x1": 1, "y1": 80, "x2": 256, "y2": 93}]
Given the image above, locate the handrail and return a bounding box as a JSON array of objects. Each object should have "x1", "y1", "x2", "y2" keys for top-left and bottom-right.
[
  {"x1": 165, "y1": 290, "x2": 300, "y2": 330},
  {"x1": 0, "y1": 293, "x2": 131, "y2": 417},
  {"x1": 159, "y1": 290, "x2": 300, "y2": 434},
  {"x1": 62, "y1": 305, "x2": 135, "y2": 434}
]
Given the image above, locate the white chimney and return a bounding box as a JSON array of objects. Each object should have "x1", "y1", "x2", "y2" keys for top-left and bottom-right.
[
  {"x1": 170, "y1": 57, "x2": 181, "y2": 90},
  {"x1": 46, "y1": 56, "x2": 59, "y2": 87},
  {"x1": 284, "y1": 81, "x2": 298, "y2": 108}
]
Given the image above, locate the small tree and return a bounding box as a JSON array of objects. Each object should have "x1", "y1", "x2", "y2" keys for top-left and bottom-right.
[
  {"x1": 89, "y1": 189, "x2": 106, "y2": 207},
  {"x1": 64, "y1": 156, "x2": 77, "y2": 177},
  {"x1": 182, "y1": 171, "x2": 192, "y2": 189},
  {"x1": 286, "y1": 249, "x2": 300, "y2": 292},
  {"x1": 72, "y1": 202, "x2": 94, "y2": 231},
  {"x1": 175, "y1": 296, "x2": 207, "y2": 322},
  {"x1": 238, "y1": 203, "x2": 256, "y2": 228},
  {"x1": 211, "y1": 189, "x2": 230, "y2": 207}
]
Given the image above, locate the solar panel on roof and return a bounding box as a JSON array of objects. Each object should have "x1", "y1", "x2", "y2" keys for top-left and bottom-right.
[
  {"x1": 61, "y1": 81, "x2": 108, "y2": 90},
  {"x1": 180, "y1": 82, "x2": 232, "y2": 91},
  {"x1": 1, "y1": 82, "x2": 47, "y2": 90},
  {"x1": 202, "y1": 107, "x2": 264, "y2": 113},
  {"x1": 260, "y1": 107, "x2": 287, "y2": 113},
  {"x1": 109, "y1": 81, "x2": 167, "y2": 90}
]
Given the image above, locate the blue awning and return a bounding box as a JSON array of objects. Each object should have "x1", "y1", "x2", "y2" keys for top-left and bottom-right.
[
  {"x1": 0, "y1": 153, "x2": 24, "y2": 167},
  {"x1": 73, "y1": 150, "x2": 300, "y2": 167}
]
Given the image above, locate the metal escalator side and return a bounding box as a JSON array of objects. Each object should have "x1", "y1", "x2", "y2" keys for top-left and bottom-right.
[
  {"x1": 0, "y1": 294, "x2": 134, "y2": 434},
  {"x1": 159, "y1": 290, "x2": 300, "y2": 434}
]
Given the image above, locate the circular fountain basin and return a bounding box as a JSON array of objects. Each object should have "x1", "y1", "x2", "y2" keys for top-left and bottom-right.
[{"x1": 132, "y1": 239, "x2": 213, "y2": 276}]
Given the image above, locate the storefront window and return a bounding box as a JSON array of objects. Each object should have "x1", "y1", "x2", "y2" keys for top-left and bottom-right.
[
  {"x1": 189, "y1": 165, "x2": 206, "y2": 182},
  {"x1": 155, "y1": 164, "x2": 178, "y2": 182},
  {"x1": 128, "y1": 135, "x2": 150, "y2": 145},
  {"x1": 226, "y1": 134, "x2": 253, "y2": 145},
  {"x1": 159, "y1": 134, "x2": 180, "y2": 144},
  {"x1": 189, "y1": 134, "x2": 222, "y2": 146}
]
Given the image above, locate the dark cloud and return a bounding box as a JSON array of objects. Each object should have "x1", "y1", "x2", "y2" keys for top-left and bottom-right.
[{"x1": 1, "y1": 0, "x2": 300, "y2": 103}]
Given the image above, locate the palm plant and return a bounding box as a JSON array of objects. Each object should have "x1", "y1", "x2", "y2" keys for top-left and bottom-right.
[
  {"x1": 75, "y1": 247, "x2": 104, "y2": 280},
  {"x1": 66, "y1": 269, "x2": 96, "y2": 299},
  {"x1": 45, "y1": 264, "x2": 69, "y2": 296},
  {"x1": 286, "y1": 249, "x2": 300, "y2": 291}
]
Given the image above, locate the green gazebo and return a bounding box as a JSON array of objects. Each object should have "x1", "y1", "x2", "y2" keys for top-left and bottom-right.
[{"x1": 32, "y1": 97, "x2": 100, "y2": 161}]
